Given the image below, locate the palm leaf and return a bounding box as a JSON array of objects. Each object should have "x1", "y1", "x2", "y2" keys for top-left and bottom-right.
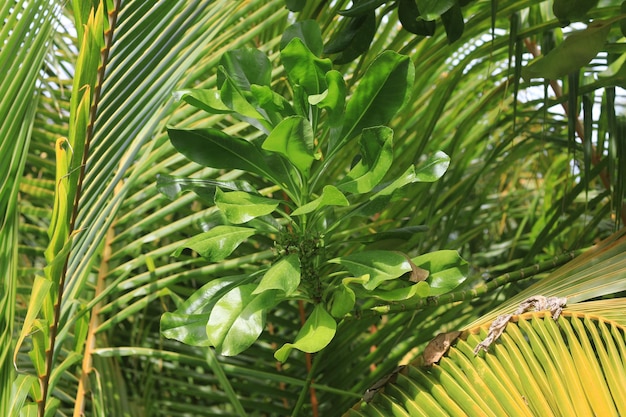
[{"x1": 350, "y1": 229, "x2": 626, "y2": 416}]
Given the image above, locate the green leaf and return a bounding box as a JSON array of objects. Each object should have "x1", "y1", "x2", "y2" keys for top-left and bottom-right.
[
  {"x1": 161, "y1": 277, "x2": 245, "y2": 346},
  {"x1": 522, "y1": 18, "x2": 615, "y2": 80},
  {"x1": 312, "y1": 70, "x2": 346, "y2": 127},
  {"x1": 207, "y1": 284, "x2": 276, "y2": 356},
  {"x1": 217, "y1": 48, "x2": 271, "y2": 89},
  {"x1": 161, "y1": 312, "x2": 212, "y2": 346},
  {"x1": 398, "y1": 0, "x2": 436, "y2": 36},
  {"x1": 417, "y1": 0, "x2": 456, "y2": 20},
  {"x1": 291, "y1": 185, "x2": 349, "y2": 216},
  {"x1": 262, "y1": 115, "x2": 315, "y2": 176},
  {"x1": 441, "y1": 3, "x2": 464, "y2": 44},
  {"x1": 281, "y1": 37, "x2": 332, "y2": 95},
  {"x1": 333, "y1": 51, "x2": 414, "y2": 153},
  {"x1": 412, "y1": 250, "x2": 468, "y2": 295},
  {"x1": 553, "y1": 0, "x2": 599, "y2": 26},
  {"x1": 14, "y1": 276, "x2": 52, "y2": 369},
  {"x1": 219, "y1": 69, "x2": 271, "y2": 130},
  {"x1": 215, "y1": 189, "x2": 279, "y2": 224},
  {"x1": 330, "y1": 250, "x2": 412, "y2": 290},
  {"x1": 250, "y1": 84, "x2": 295, "y2": 122},
  {"x1": 9, "y1": 375, "x2": 39, "y2": 417},
  {"x1": 324, "y1": 12, "x2": 377, "y2": 64},
  {"x1": 284, "y1": 0, "x2": 306, "y2": 12},
  {"x1": 414, "y1": 150, "x2": 450, "y2": 182},
  {"x1": 338, "y1": 126, "x2": 394, "y2": 194},
  {"x1": 253, "y1": 253, "x2": 301, "y2": 296},
  {"x1": 173, "y1": 89, "x2": 232, "y2": 114},
  {"x1": 370, "y1": 281, "x2": 430, "y2": 301},
  {"x1": 172, "y1": 226, "x2": 255, "y2": 261},
  {"x1": 281, "y1": 20, "x2": 324, "y2": 57},
  {"x1": 328, "y1": 284, "x2": 356, "y2": 318},
  {"x1": 274, "y1": 304, "x2": 337, "y2": 362},
  {"x1": 156, "y1": 174, "x2": 255, "y2": 203},
  {"x1": 168, "y1": 127, "x2": 290, "y2": 187}
]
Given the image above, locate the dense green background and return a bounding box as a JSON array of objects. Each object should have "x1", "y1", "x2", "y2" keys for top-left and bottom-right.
[{"x1": 2, "y1": 0, "x2": 625, "y2": 416}]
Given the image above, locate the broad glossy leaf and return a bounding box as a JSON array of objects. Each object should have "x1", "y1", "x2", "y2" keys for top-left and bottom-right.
[
  {"x1": 441, "y1": 3, "x2": 464, "y2": 44},
  {"x1": 412, "y1": 250, "x2": 468, "y2": 295},
  {"x1": 324, "y1": 12, "x2": 376, "y2": 64},
  {"x1": 291, "y1": 185, "x2": 349, "y2": 216},
  {"x1": 176, "y1": 277, "x2": 245, "y2": 315},
  {"x1": 417, "y1": 0, "x2": 456, "y2": 20},
  {"x1": 172, "y1": 226, "x2": 255, "y2": 261},
  {"x1": 328, "y1": 284, "x2": 356, "y2": 318},
  {"x1": 162, "y1": 312, "x2": 211, "y2": 346},
  {"x1": 281, "y1": 20, "x2": 324, "y2": 57},
  {"x1": 553, "y1": 0, "x2": 598, "y2": 26},
  {"x1": 348, "y1": 164, "x2": 421, "y2": 218},
  {"x1": 168, "y1": 127, "x2": 290, "y2": 187},
  {"x1": 312, "y1": 70, "x2": 346, "y2": 129},
  {"x1": 370, "y1": 281, "x2": 430, "y2": 301},
  {"x1": 274, "y1": 304, "x2": 337, "y2": 362},
  {"x1": 250, "y1": 84, "x2": 295, "y2": 123},
  {"x1": 215, "y1": 189, "x2": 279, "y2": 224},
  {"x1": 253, "y1": 254, "x2": 301, "y2": 296},
  {"x1": 217, "y1": 48, "x2": 271, "y2": 89},
  {"x1": 156, "y1": 174, "x2": 255, "y2": 203},
  {"x1": 522, "y1": 18, "x2": 614, "y2": 80},
  {"x1": 338, "y1": 126, "x2": 394, "y2": 194},
  {"x1": 262, "y1": 115, "x2": 315, "y2": 176},
  {"x1": 330, "y1": 250, "x2": 412, "y2": 290},
  {"x1": 334, "y1": 51, "x2": 414, "y2": 153},
  {"x1": 219, "y1": 69, "x2": 271, "y2": 130},
  {"x1": 173, "y1": 89, "x2": 232, "y2": 114},
  {"x1": 207, "y1": 284, "x2": 277, "y2": 356},
  {"x1": 398, "y1": 0, "x2": 436, "y2": 36},
  {"x1": 281, "y1": 37, "x2": 332, "y2": 95},
  {"x1": 414, "y1": 151, "x2": 450, "y2": 182},
  {"x1": 161, "y1": 277, "x2": 246, "y2": 346}
]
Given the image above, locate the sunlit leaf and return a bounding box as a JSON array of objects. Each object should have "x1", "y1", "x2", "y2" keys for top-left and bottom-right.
[
  {"x1": 274, "y1": 304, "x2": 337, "y2": 362},
  {"x1": 253, "y1": 254, "x2": 301, "y2": 296},
  {"x1": 412, "y1": 250, "x2": 468, "y2": 295},
  {"x1": 330, "y1": 250, "x2": 412, "y2": 290},
  {"x1": 172, "y1": 226, "x2": 255, "y2": 261},
  {"x1": 215, "y1": 189, "x2": 279, "y2": 224},
  {"x1": 291, "y1": 185, "x2": 349, "y2": 216},
  {"x1": 262, "y1": 116, "x2": 315, "y2": 176},
  {"x1": 207, "y1": 284, "x2": 277, "y2": 356},
  {"x1": 338, "y1": 126, "x2": 394, "y2": 194}
]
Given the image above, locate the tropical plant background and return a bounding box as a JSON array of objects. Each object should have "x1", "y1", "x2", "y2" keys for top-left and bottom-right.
[{"x1": 2, "y1": 0, "x2": 625, "y2": 416}]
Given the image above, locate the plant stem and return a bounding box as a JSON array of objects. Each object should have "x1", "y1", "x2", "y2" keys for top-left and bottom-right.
[
  {"x1": 40, "y1": 3, "x2": 120, "y2": 416},
  {"x1": 291, "y1": 346, "x2": 323, "y2": 417}
]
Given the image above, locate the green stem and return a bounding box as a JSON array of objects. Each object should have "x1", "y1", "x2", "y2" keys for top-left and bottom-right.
[{"x1": 291, "y1": 350, "x2": 323, "y2": 417}]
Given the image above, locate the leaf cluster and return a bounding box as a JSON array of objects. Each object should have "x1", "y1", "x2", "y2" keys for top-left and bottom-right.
[{"x1": 160, "y1": 21, "x2": 462, "y2": 361}]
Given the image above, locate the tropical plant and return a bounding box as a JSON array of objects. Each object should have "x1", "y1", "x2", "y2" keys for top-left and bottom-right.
[
  {"x1": 2, "y1": 0, "x2": 624, "y2": 416},
  {"x1": 159, "y1": 19, "x2": 463, "y2": 363}
]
